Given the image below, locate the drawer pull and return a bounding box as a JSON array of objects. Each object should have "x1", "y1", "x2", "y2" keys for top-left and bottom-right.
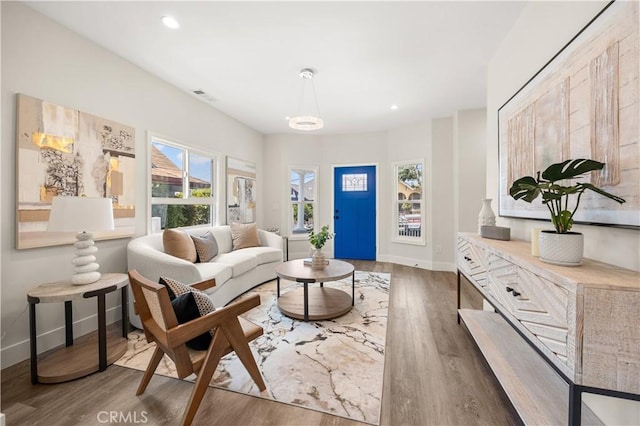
[
  {"x1": 506, "y1": 286, "x2": 514, "y2": 293},
  {"x1": 464, "y1": 256, "x2": 471, "y2": 261},
  {"x1": 512, "y1": 290, "x2": 521, "y2": 297}
]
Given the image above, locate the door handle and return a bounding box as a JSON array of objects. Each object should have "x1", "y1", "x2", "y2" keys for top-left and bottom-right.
[{"x1": 334, "y1": 216, "x2": 339, "y2": 220}]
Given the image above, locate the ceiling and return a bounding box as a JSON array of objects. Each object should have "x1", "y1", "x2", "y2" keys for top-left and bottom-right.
[{"x1": 25, "y1": 1, "x2": 526, "y2": 135}]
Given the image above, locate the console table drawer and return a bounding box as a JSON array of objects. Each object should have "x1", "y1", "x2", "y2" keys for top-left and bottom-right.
[
  {"x1": 486, "y1": 252, "x2": 573, "y2": 371},
  {"x1": 457, "y1": 237, "x2": 488, "y2": 290}
]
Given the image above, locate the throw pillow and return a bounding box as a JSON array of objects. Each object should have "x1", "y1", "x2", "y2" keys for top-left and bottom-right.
[
  {"x1": 191, "y1": 231, "x2": 219, "y2": 263},
  {"x1": 159, "y1": 276, "x2": 216, "y2": 350},
  {"x1": 230, "y1": 222, "x2": 261, "y2": 250},
  {"x1": 163, "y1": 229, "x2": 197, "y2": 263}
]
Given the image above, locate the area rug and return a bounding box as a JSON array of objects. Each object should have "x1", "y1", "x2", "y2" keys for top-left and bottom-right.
[{"x1": 116, "y1": 271, "x2": 390, "y2": 425}]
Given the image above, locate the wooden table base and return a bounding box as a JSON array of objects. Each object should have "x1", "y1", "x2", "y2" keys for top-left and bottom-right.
[{"x1": 277, "y1": 287, "x2": 352, "y2": 321}]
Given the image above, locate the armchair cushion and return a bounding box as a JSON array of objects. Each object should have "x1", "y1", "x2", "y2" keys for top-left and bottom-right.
[{"x1": 160, "y1": 276, "x2": 216, "y2": 350}]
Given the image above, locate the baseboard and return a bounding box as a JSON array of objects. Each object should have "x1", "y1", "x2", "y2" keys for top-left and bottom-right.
[
  {"x1": 377, "y1": 254, "x2": 456, "y2": 273},
  {"x1": 0, "y1": 305, "x2": 122, "y2": 369}
]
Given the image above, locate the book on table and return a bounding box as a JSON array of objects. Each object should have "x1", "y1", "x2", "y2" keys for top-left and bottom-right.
[{"x1": 303, "y1": 258, "x2": 329, "y2": 266}]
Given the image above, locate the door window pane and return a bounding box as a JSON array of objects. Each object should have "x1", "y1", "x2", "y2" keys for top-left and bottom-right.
[{"x1": 342, "y1": 173, "x2": 367, "y2": 192}]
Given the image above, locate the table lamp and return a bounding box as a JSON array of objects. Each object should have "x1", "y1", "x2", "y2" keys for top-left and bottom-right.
[{"x1": 47, "y1": 196, "x2": 115, "y2": 285}]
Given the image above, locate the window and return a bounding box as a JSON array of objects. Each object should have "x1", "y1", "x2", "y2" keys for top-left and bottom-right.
[
  {"x1": 289, "y1": 166, "x2": 318, "y2": 238},
  {"x1": 393, "y1": 160, "x2": 424, "y2": 244},
  {"x1": 150, "y1": 136, "x2": 216, "y2": 230}
]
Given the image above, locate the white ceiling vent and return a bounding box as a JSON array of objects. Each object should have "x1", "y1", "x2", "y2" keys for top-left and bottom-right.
[{"x1": 191, "y1": 89, "x2": 217, "y2": 103}]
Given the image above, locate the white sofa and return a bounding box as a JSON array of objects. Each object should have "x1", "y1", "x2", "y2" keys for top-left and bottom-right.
[{"x1": 127, "y1": 225, "x2": 283, "y2": 329}]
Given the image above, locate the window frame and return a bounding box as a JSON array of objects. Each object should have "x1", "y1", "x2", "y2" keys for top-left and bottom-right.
[
  {"x1": 392, "y1": 159, "x2": 425, "y2": 245},
  {"x1": 148, "y1": 133, "x2": 218, "y2": 232},
  {"x1": 288, "y1": 165, "x2": 319, "y2": 240}
]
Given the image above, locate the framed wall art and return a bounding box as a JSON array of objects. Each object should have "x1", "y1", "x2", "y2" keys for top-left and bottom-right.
[
  {"x1": 16, "y1": 94, "x2": 136, "y2": 249},
  {"x1": 498, "y1": 1, "x2": 639, "y2": 228},
  {"x1": 226, "y1": 157, "x2": 256, "y2": 224}
]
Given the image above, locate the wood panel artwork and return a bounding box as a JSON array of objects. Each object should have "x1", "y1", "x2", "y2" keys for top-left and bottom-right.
[
  {"x1": 498, "y1": 1, "x2": 639, "y2": 227},
  {"x1": 16, "y1": 94, "x2": 136, "y2": 249}
]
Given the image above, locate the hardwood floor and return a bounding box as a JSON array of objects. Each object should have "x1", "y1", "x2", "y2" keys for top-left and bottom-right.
[{"x1": 1, "y1": 262, "x2": 519, "y2": 425}]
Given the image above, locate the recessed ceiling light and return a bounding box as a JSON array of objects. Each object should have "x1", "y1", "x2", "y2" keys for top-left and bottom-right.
[
  {"x1": 161, "y1": 16, "x2": 180, "y2": 29},
  {"x1": 390, "y1": 105, "x2": 399, "y2": 110},
  {"x1": 285, "y1": 116, "x2": 291, "y2": 120}
]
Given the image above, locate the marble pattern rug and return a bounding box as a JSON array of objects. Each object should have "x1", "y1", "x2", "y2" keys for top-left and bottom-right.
[{"x1": 116, "y1": 271, "x2": 390, "y2": 425}]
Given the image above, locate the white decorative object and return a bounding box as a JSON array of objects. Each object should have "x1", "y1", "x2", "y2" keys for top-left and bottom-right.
[
  {"x1": 538, "y1": 231, "x2": 584, "y2": 266},
  {"x1": 311, "y1": 248, "x2": 326, "y2": 270},
  {"x1": 531, "y1": 228, "x2": 541, "y2": 256},
  {"x1": 478, "y1": 198, "x2": 496, "y2": 233},
  {"x1": 47, "y1": 196, "x2": 115, "y2": 284}
]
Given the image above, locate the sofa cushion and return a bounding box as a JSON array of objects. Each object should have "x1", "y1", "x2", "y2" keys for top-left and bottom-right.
[
  {"x1": 236, "y1": 246, "x2": 283, "y2": 265},
  {"x1": 230, "y1": 222, "x2": 260, "y2": 250},
  {"x1": 213, "y1": 252, "x2": 259, "y2": 277},
  {"x1": 163, "y1": 229, "x2": 197, "y2": 263},
  {"x1": 159, "y1": 276, "x2": 215, "y2": 350},
  {"x1": 191, "y1": 231, "x2": 219, "y2": 263},
  {"x1": 193, "y1": 262, "x2": 233, "y2": 288}
]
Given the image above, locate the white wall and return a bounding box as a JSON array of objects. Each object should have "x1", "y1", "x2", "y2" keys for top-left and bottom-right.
[
  {"x1": 0, "y1": 2, "x2": 263, "y2": 368},
  {"x1": 453, "y1": 109, "x2": 487, "y2": 235},
  {"x1": 487, "y1": 1, "x2": 640, "y2": 423}
]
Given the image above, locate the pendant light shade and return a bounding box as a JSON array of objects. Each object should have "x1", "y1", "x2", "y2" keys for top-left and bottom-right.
[{"x1": 289, "y1": 68, "x2": 324, "y2": 131}]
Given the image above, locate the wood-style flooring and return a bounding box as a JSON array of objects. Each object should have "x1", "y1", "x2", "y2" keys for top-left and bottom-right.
[{"x1": 1, "y1": 262, "x2": 520, "y2": 425}]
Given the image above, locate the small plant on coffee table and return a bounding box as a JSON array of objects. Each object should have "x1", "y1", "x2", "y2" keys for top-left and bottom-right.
[{"x1": 308, "y1": 225, "x2": 334, "y2": 249}]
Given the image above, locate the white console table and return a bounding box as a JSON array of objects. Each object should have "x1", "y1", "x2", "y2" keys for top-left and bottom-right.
[{"x1": 456, "y1": 233, "x2": 639, "y2": 425}]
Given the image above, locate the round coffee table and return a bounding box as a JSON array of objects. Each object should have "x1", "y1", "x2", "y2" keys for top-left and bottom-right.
[{"x1": 276, "y1": 259, "x2": 355, "y2": 321}]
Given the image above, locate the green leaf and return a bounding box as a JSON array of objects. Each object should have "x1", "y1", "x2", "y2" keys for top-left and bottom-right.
[
  {"x1": 552, "y1": 210, "x2": 574, "y2": 233},
  {"x1": 509, "y1": 176, "x2": 540, "y2": 202},
  {"x1": 541, "y1": 159, "x2": 604, "y2": 182},
  {"x1": 576, "y1": 183, "x2": 626, "y2": 204}
]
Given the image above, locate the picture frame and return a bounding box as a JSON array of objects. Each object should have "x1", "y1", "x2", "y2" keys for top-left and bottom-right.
[
  {"x1": 226, "y1": 157, "x2": 256, "y2": 224},
  {"x1": 16, "y1": 94, "x2": 136, "y2": 249},
  {"x1": 498, "y1": 1, "x2": 639, "y2": 228}
]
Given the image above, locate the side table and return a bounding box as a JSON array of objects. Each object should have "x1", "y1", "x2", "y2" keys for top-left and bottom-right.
[{"x1": 27, "y1": 273, "x2": 129, "y2": 384}]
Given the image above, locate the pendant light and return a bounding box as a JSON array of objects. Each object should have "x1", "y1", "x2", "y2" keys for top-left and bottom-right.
[{"x1": 289, "y1": 68, "x2": 324, "y2": 131}]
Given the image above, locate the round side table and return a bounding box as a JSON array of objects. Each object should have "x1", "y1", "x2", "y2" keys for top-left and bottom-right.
[
  {"x1": 275, "y1": 259, "x2": 355, "y2": 321},
  {"x1": 27, "y1": 273, "x2": 129, "y2": 384}
]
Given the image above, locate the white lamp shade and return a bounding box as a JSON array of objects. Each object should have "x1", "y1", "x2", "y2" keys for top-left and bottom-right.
[{"x1": 47, "y1": 196, "x2": 115, "y2": 233}]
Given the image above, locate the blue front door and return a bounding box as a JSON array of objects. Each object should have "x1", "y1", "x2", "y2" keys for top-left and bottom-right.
[{"x1": 333, "y1": 166, "x2": 376, "y2": 260}]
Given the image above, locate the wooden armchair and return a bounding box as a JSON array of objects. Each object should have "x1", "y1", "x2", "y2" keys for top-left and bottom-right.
[{"x1": 128, "y1": 270, "x2": 266, "y2": 426}]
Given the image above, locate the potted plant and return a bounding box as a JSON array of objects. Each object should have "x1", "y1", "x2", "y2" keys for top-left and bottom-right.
[
  {"x1": 509, "y1": 159, "x2": 625, "y2": 265},
  {"x1": 308, "y1": 225, "x2": 335, "y2": 270}
]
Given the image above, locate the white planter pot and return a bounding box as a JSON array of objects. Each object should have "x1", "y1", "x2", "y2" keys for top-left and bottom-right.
[{"x1": 538, "y1": 231, "x2": 584, "y2": 266}]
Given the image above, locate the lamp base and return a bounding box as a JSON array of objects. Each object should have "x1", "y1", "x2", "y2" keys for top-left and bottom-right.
[{"x1": 71, "y1": 232, "x2": 101, "y2": 285}]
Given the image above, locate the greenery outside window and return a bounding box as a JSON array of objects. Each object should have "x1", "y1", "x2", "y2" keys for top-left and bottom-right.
[
  {"x1": 393, "y1": 160, "x2": 425, "y2": 245},
  {"x1": 150, "y1": 136, "x2": 216, "y2": 230},
  {"x1": 289, "y1": 166, "x2": 318, "y2": 238}
]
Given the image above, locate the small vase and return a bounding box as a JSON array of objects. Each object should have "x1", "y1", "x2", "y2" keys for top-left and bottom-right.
[
  {"x1": 478, "y1": 198, "x2": 496, "y2": 233},
  {"x1": 311, "y1": 248, "x2": 326, "y2": 270}
]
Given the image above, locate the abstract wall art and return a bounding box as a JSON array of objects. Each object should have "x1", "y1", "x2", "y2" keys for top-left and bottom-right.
[
  {"x1": 498, "y1": 1, "x2": 639, "y2": 227},
  {"x1": 16, "y1": 94, "x2": 136, "y2": 249},
  {"x1": 226, "y1": 157, "x2": 257, "y2": 224}
]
